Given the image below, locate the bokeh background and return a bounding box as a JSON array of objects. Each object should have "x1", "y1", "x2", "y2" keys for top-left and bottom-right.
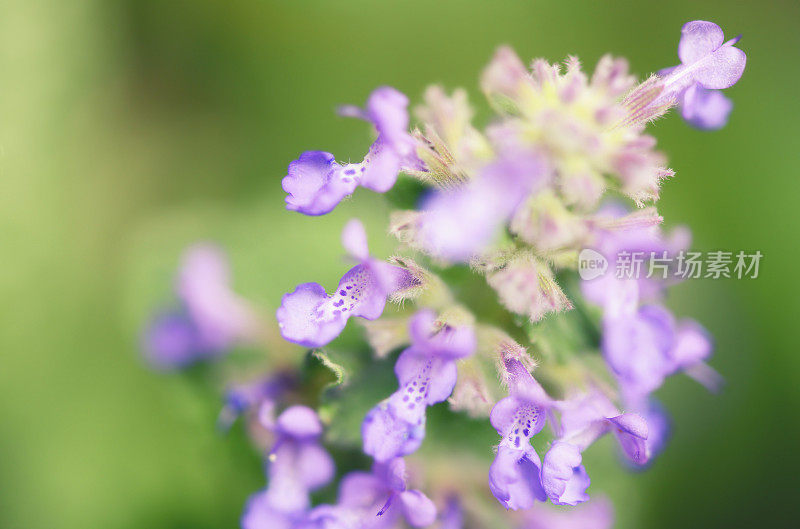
[{"x1": 1, "y1": 0, "x2": 798, "y2": 528}]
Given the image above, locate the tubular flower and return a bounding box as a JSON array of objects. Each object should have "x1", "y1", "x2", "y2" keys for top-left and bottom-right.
[
  {"x1": 277, "y1": 219, "x2": 421, "y2": 348},
  {"x1": 488, "y1": 358, "x2": 552, "y2": 510},
  {"x1": 363, "y1": 310, "x2": 476, "y2": 462},
  {"x1": 283, "y1": 87, "x2": 423, "y2": 215},
  {"x1": 242, "y1": 406, "x2": 335, "y2": 529}
]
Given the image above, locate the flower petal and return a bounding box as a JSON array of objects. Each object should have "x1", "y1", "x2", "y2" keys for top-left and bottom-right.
[
  {"x1": 607, "y1": 413, "x2": 649, "y2": 465},
  {"x1": 693, "y1": 43, "x2": 746, "y2": 90},
  {"x1": 297, "y1": 443, "x2": 336, "y2": 490},
  {"x1": 489, "y1": 445, "x2": 546, "y2": 510},
  {"x1": 241, "y1": 491, "x2": 294, "y2": 529},
  {"x1": 276, "y1": 405, "x2": 324, "y2": 439},
  {"x1": 337, "y1": 471, "x2": 383, "y2": 508},
  {"x1": 276, "y1": 282, "x2": 347, "y2": 348},
  {"x1": 542, "y1": 442, "x2": 590, "y2": 506},
  {"x1": 420, "y1": 154, "x2": 548, "y2": 261},
  {"x1": 489, "y1": 396, "x2": 523, "y2": 436},
  {"x1": 282, "y1": 151, "x2": 359, "y2": 216},
  {"x1": 362, "y1": 403, "x2": 425, "y2": 462},
  {"x1": 367, "y1": 86, "x2": 411, "y2": 147},
  {"x1": 681, "y1": 85, "x2": 733, "y2": 130},
  {"x1": 670, "y1": 319, "x2": 713, "y2": 370},
  {"x1": 678, "y1": 21, "x2": 725, "y2": 64},
  {"x1": 399, "y1": 490, "x2": 437, "y2": 527}
]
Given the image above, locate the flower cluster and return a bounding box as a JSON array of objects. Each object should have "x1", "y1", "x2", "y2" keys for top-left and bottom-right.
[
  {"x1": 362, "y1": 310, "x2": 477, "y2": 462},
  {"x1": 143, "y1": 20, "x2": 745, "y2": 529}
]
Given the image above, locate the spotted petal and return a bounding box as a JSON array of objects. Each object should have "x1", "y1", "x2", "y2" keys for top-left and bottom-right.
[
  {"x1": 394, "y1": 348, "x2": 458, "y2": 407},
  {"x1": 362, "y1": 403, "x2": 425, "y2": 462}
]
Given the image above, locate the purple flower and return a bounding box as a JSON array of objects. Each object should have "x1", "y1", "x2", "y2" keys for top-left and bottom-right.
[
  {"x1": 603, "y1": 305, "x2": 716, "y2": 401},
  {"x1": 541, "y1": 442, "x2": 590, "y2": 506},
  {"x1": 265, "y1": 406, "x2": 335, "y2": 513},
  {"x1": 520, "y1": 497, "x2": 614, "y2": 529},
  {"x1": 242, "y1": 406, "x2": 335, "y2": 529},
  {"x1": 555, "y1": 391, "x2": 649, "y2": 466},
  {"x1": 282, "y1": 87, "x2": 422, "y2": 216},
  {"x1": 670, "y1": 21, "x2": 746, "y2": 91},
  {"x1": 581, "y1": 205, "x2": 689, "y2": 308},
  {"x1": 489, "y1": 445, "x2": 546, "y2": 511},
  {"x1": 622, "y1": 21, "x2": 745, "y2": 129},
  {"x1": 302, "y1": 458, "x2": 436, "y2": 529},
  {"x1": 679, "y1": 84, "x2": 733, "y2": 130},
  {"x1": 363, "y1": 310, "x2": 476, "y2": 461},
  {"x1": 488, "y1": 358, "x2": 552, "y2": 510},
  {"x1": 418, "y1": 153, "x2": 549, "y2": 261},
  {"x1": 144, "y1": 244, "x2": 259, "y2": 369},
  {"x1": 277, "y1": 219, "x2": 418, "y2": 348},
  {"x1": 282, "y1": 152, "x2": 361, "y2": 216}
]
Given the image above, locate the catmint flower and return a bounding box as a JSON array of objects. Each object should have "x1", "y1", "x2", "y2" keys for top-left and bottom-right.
[
  {"x1": 603, "y1": 304, "x2": 715, "y2": 402},
  {"x1": 419, "y1": 153, "x2": 549, "y2": 261},
  {"x1": 555, "y1": 391, "x2": 649, "y2": 466},
  {"x1": 624, "y1": 21, "x2": 745, "y2": 129},
  {"x1": 363, "y1": 310, "x2": 476, "y2": 462},
  {"x1": 540, "y1": 442, "x2": 590, "y2": 506},
  {"x1": 302, "y1": 458, "x2": 436, "y2": 529},
  {"x1": 264, "y1": 406, "x2": 335, "y2": 512},
  {"x1": 582, "y1": 205, "x2": 689, "y2": 308},
  {"x1": 242, "y1": 406, "x2": 335, "y2": 529},
  {"x1": 520, "y1": 497, "x2": 614, "y2": 529},
  {"x1": 150, "y1": 21, "x2": 743, "y2": 528},
  {"x1": 144, "y1": 244, "x2": 260, "y2": 369},
  {"x1": 277, "y1": 219, "x2": 419, "y2": 348},
  {"x1": 488, "y1": 358, "x2": 553, "y2": 510},
  {"x1": 282, "y1": 87, "x2": 423, "y2": 216}
]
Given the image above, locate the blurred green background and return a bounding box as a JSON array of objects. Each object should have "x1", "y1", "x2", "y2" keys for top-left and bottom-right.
[{"x1": 1, "y1": 0, "x2": 798, "y2": 527}]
